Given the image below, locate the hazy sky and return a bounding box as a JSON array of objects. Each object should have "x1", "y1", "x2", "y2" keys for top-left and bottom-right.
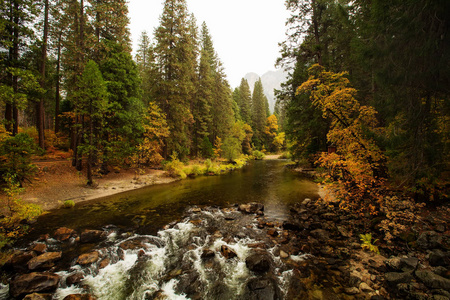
[{"x1": 127, "y1": 0, "x2": 290, "y2": 88}]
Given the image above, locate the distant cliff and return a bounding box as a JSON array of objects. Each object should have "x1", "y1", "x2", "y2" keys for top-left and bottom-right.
[{"x1": 244, "y1": 69, "x2": 287, "y2": 113}]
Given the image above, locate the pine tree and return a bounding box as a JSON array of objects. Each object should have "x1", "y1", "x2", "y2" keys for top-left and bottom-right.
[
  {"x1": 251, "y1": 78, "x2": 268, "y2": 148},
  {"x1": 152, "y1": 0, "x2": 195, "y2": 159},
  {"x1": 238, "y1": 78, "x2": 252, "y2": 125},
  {"x1": 75, "y1": 60, "x2": 107, "y2": 185}
]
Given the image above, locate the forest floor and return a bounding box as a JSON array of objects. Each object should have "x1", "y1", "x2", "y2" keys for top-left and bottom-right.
[{"x1": 20, "y1": 160, "x2": 178, "y2": 211}]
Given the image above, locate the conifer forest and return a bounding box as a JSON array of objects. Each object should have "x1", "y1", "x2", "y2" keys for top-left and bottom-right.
[{"x1": 0, "y1": 0, "x2": 449, "y2": 299}]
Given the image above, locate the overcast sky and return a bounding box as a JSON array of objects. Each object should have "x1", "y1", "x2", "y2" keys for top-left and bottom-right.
[{"x1": 127, "y1": 0, "x2": 290, "y2": 88}]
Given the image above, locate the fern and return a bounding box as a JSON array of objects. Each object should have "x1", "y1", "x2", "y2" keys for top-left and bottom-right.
[{"x1": 360, "y1": 233, "x2": 380, "y2": 254}]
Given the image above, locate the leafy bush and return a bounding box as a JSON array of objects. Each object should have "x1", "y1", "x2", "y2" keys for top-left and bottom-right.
[
  {"x1": 63, "y1": 200, "x2": 75, "y2": 209},
  {"x1": 360, "y1": 233, "x2": 380, "y2": 254},
  {"x1": 163, "y1": 154, "x2": 187, "y2": 179},
  {"x1": 252, "y1": 150, "x2": 265, "y2": 160},
  {"x1": 0, "y1": 133, "x2": 37, "y2": 185},
  {"x1": 1, "y1": 175, "x2": 42, "y2": 250}
]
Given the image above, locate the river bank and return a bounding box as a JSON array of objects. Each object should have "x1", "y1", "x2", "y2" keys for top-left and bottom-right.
[{"x1": 20, "y1": 155, "x2": 282, "y2": 211}]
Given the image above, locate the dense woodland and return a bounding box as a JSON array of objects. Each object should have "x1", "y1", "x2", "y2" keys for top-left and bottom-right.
[
  {"x1": 0, "y1": 0, "x2": 283, "y2": 185},
  {"x1": 0, "y1": 0, "x2": 449, "y2": 249},
  {"x1": 276, "y1": 0, "x2": 449, "y2": 205}
]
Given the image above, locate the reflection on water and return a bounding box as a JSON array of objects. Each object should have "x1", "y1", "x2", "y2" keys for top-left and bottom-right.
[{"x1": 26, "y1": 160, "x2": 318, "y2": 240}]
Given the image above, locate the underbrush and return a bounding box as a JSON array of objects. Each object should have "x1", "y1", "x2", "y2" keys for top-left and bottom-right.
[{"x1": 164, "y1": 156, "x2": 249, "y2": 179}]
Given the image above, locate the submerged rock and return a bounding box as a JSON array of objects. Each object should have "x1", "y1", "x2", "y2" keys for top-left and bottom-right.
[
  {"x1": 200, "y1": 249, "x2": 215, "y2": 260},
  {"x1": 9, "y1": 272, "x2": 60, "y2": 298},
  {"x1": 245, "y1": 277, "x2": 280, "y2": 300}
]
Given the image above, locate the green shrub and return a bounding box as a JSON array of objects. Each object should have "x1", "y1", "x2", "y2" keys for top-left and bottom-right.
[
  {"x1": 164, "y1": 154, "x2": 187, "y2": 179},
  {"x1": 63, "y1": 200, "x2": 75, "y2": 209},
  {"x1": 252, "y1": 150, "x2": 265, "y2": 160},
  {"x1": 0, "y1": 133, "x2": 37, "y2": 185}
]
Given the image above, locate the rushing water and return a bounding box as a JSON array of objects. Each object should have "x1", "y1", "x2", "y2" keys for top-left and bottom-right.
[{"x1": 3, "y1": 160, "x2": 320, "y2": 300}]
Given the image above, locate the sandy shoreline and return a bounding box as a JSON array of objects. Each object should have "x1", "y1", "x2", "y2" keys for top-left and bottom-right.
[{"x1": 20, "y1": 160, "x2": 178, "y2": 211}]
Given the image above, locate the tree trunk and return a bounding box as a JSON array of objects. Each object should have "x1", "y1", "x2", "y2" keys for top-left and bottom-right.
[
  {"x1": 87, "y1": 103, "x2": 93, "y2": 186},
  {"x1": 55, "y1": 32, "x2": 62, "y2": 133},
  {"x1": 37, "y1": 0, "x2": 49, "y2": 149}
]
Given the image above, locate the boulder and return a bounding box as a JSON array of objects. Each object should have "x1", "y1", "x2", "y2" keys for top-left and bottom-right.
[
  {"x1": 23, "y1": 293, "x2": 52, "y2": 300},
  {"x1": 66, "y1": 272, "x2": 84, "y2": 286},
  {"x1": 76, "y1": 251, "x2": 100, "y2": 265},
  {"x1": 417, "y1": 231, "x2": 442, "y2": 249},
  {"x1": 429, "y1": 250, "x2": 450, "y2": 267},
  {"x1": 385, "y1": 272, "x2": 413, "y2": 285},
  {"x1": 220, "y1": 245, "x2": 237, "y2": 259},
  {"x1": 98, "y1": 258, "x2": 110, "y2": 269},
  {"x1": 29, "y1": 243, "x2": 47, "y2": 254},
  {"x1": 200, "y1": 249, "x2": 215, "y2": 260},
  {"x1": 5, "y1": 250, "x2": 36, "y2": 270},
  {"x1": 245, "y1": 277, "x2": 280, "y2": 300},
  {"x1": 28, "y1": 252, "x2": 62, "y2": 270},
  {"x1": 246, "y1": 251, "x2": 272, "y2": 273},
  {"x1": 282, "y1": 220, "x2": 303, "y2": 231},
  {"x1": 385, "y1": 257, "x2": 419, "y2": 272},
  {"x1": 9, "y1": 272, "x2": 60, "y2": 298},
  {"x1": 80, "y1": 230, "x2": 107, "y2": 244},
  {"x1": 238, "y1": 203, "x2": 264, "y2": 214},
  {"x1": 54, "y1": 227, "x2": 76, "y2": 242},
  {"x1": 63, "y1": 295, "x2": 97, "y2": 300},
  {"x1": 415, "y1": 269, "x2": 450, "y2": 290}
]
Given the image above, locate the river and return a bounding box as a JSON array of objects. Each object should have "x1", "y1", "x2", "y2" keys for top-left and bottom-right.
[{"x1": 2, "y1": 159, "x2": 321, "y2": 300}]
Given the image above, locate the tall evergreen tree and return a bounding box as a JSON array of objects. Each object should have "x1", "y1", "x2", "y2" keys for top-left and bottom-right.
[
  {"x1": 251, "y1": 78, "x2": 268, "y2": 148},
  {"x1": 238, "y1": 78, "x2": 252, "y2": 125},
  {"x1": 152, "y1": 0, "x2": 195, "y2": 159}
]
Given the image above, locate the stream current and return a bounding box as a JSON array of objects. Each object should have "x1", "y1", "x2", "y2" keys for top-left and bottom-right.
[{"x1": 2, "y1": 160, "x2": 320, "y2": 299}]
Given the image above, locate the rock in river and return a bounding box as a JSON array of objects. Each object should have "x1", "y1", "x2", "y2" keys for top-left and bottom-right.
[
  {"x1": 76, "y1": 251, "x2": 100, "y2": 265},
  {"x1": 27, "y1": 252, "x2": 62, "y2": 270},
  {"x1": 238, "y1": 203, "x2": 264, "y2": 214},
  {"x1": 9, "y1": 272, "x2": 60, "y2": 298},
  {"x1": 246, "y1": 250, "x2": 272, "y2": 273}
]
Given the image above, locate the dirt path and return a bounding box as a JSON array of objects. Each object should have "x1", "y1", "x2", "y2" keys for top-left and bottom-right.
[{"x1": 20, "y1": 160, "x2": 177, "y2": 211}]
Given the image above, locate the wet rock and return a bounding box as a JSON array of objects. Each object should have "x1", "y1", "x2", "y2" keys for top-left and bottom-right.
[
  {"x1": 200, "y1": 249, "x2": 215, "y2": 260},
  {"x1": 54, "y1": 227, "x2": 76, "y2": 242},
  {"x1": 246, "y1": 251, "x2": 272, "y2": 273},
  {"x1": 417, "y1": 231, "x2": 443, "y2": 249},
  {"x1": 238, "y1": 203, "x2": 264, "y2": 214},
  {"x1": 301, "y1": 198, "x2": 311, "y2": 206},
  {"x1": 119, "y1": 236, "x2": 165, "y2": 250},
  {"x1": 280, "y1": 250, "x2": 289, "y2": 259},
  {"x1": 80, "y1": 230, "x2": 107, "y2": 243},
  {"x1": 267, "y1": 229, "x2": 278, "y2": 237},
  {"x1": 220, "y1": 245, "x2": 237, "y2": 259},
  {"x1": 415, "y1": 269, "x2": 450, "y2": 290},
  {"x1": 385, "y1": 257, "x2": 419, "y2": 272},
  {"x1": 9, "y1": 272, "x2": 60, "y2": 298},
  {"x1": 245, "y1": 277, "x2": 280, "y2": 300},
  {"x1": 76, "y1": 251, "x2": 100, "y2": 265},
  {"x1": 385, "y1": 272, "x2": 413, "y2": 285},
  {"x1": 23, "y1": 293, "x2": 52, "y2": 300},
  {"x1": 28, "y1": 252, "x2": 62, "y2": 270},
  {"x1": 337, "y1": 225, "x2": 352, "y2": 238},
  {"x1": 5, "y1": 250, "x2": 36, "y2": 270},
  {"x1": 282, "y1": 220, "x2": 302, "y2": 231},
  {"x1": 66, "y1": 272, "x2": 84, "y2": 286},
  {"x1": 98, "y1": 258, "x2": 110, "y2": 269},
  {"x1": 29, "y1": 243, "x2": 47, "y2": 254},
  {"x1": 429, "y1": 250, "x2": 450, "y2": 267},
  {"x1": 63, "y1": 294, "x2": 97, "y2": 300}
]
